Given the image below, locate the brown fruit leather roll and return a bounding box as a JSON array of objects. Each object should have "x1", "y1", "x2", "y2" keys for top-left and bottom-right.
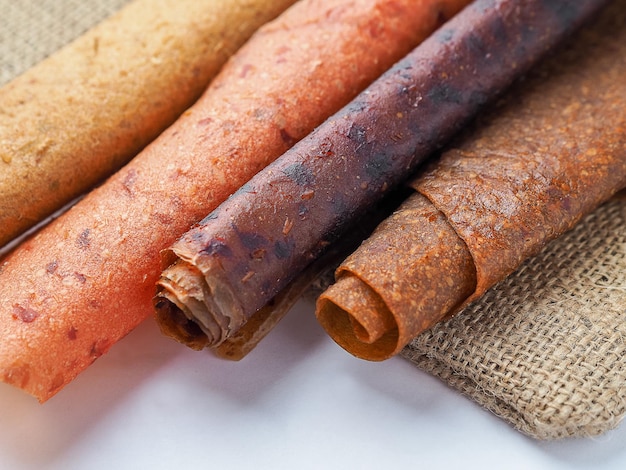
[
  {"x1": 0, "y1": 0, "x2": 298, "y2": 249},
  {"x1": 0, "y1": 0, "x2": 468, "y2": 403},
  {"x1": 317, "y1": 0, "x2": 626, "y2": 361},
  {"x1": 155, "y1": 0, "x2": 610, "y2": 352}
]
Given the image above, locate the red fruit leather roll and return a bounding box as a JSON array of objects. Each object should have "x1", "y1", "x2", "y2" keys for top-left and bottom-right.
[
  {"x1": 0, "y1": 0, "x2": 467, "y2": 402},
  {"x1": 317, "y1": 0, "x2": 626, "y2": 361},
  {"x1": 154, "y1": 0, "x2": 611, "y2": 354}
]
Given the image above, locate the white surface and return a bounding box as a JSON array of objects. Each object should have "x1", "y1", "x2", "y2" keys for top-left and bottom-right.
[{"x1": 1, "y1": 298, "x2": 625, "y2": 470}]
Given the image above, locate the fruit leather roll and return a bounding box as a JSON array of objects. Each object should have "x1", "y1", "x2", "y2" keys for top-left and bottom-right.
[
  {"x1": 317, "y1": 0, "x2": 626, "y2": 361},
  {"x1": 0, "y1": 0, "x2": 467, "y2": 403},
  {"x1": 154, "y1": 0, "x2": 609, "y2": 353},
  {"x1": 0, "y1": 0, "x2": 299, "y2": 250}
]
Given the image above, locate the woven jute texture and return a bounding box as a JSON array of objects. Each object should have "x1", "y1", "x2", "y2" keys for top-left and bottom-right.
[
  {"x1": 0, "y1": 0, "x2": 130, "y2": 86},
  {"x1": 402, "y1": 194, "x2": 626, "y2": 440}
]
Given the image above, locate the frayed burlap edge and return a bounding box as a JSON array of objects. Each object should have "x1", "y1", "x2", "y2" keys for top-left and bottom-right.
[{"x1": 402, "y1": 195, "x2": 626, "y2": 440}]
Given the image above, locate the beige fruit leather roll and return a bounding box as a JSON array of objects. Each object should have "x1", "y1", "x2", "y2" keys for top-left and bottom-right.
[{"x1": 0, "y1": 0, "x2": 297, "y2": 249}]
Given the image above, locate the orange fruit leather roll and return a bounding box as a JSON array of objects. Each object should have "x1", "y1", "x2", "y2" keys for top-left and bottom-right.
[
  {"x1": 0, "y1": 0, "x2": 469, "y2": 402},
  {"x1": 316, "y1": 0, "x2": 626, "y2": 361},
  {"x1": 0, "y1": 0, "x2": 298, "y2": 250}
]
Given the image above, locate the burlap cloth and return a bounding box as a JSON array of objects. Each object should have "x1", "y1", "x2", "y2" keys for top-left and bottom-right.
[
  {"x1": 0, "y1": 0, "x2": 129, "y2": 86},
  {"x1": 2, "y1": 0, "x2": 625, "y2": 441}
]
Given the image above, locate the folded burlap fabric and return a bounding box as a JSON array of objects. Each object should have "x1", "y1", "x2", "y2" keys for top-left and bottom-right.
[{"x1": 402, "y1": 194, "x2": 626, "y2": 439}]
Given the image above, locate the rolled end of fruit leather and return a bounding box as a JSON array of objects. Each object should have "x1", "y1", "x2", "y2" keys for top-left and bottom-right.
[
  {"x1": 317, "y1": 0, "x2": 626, "y2": 361},
  {"x1": 0, "y1": 0, "x2": 298, "y2": 249},
  {"x1": 154, "y1": 0, "x2": 474, "y2": 351},
  {"x1": 155, "y1": 0, "x2": 611, "y2": 355},
  {"x1": 317, "y1": 192, "x2": 477, "y2": 360}
]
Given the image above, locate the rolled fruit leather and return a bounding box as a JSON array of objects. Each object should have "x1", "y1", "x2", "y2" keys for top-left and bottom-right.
[
  {"x1": 317, "y1": 0, "x2": 626, "y2": 361},
  {"x1": 154, "y1": 0, "x2": 611, "y2": 355},
  {"x1": 0, "y1": 0, "x2": 299, "y2": 249},
  {"x1": 0, "y1": 0, "x2": 468, "y2": 403}
]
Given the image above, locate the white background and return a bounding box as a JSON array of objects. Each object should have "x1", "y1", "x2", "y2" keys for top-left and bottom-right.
[{"x1": 1, "y1": 298, "x2": 625, "y2": 470}]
